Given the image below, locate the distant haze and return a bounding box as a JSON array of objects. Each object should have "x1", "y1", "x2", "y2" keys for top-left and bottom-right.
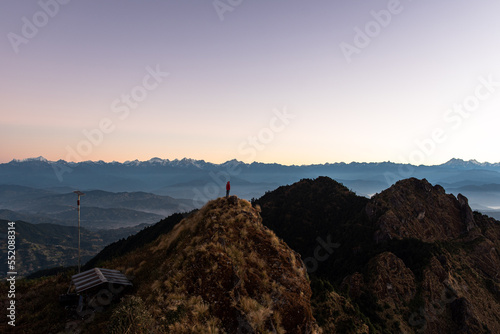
[{"x1": 2, "y1": 157, "x2": 500, "y2": 212}]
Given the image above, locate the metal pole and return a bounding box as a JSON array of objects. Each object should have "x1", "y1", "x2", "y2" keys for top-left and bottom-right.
[
  {"x1": 74, "y1": 191, "x2": 85, "y2": 273},
  {"x1": 77, "y1": 194, "x2": 80, "y2": 273}
]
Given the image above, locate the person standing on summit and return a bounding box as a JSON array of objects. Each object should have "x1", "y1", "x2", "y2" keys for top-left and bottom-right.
[{"x1": 226, "y1": 181, "x2": 230, "y2": 198}]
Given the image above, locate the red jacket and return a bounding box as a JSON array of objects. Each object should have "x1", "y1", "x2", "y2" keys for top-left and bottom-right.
[{"x1": 226, "y1": 181, "x2": 230, "y2": 191}]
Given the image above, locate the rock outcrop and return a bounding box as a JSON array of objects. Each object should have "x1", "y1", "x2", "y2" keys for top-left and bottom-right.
[
  {"x1": 457, "y1": 193, "x2": 477, "y2": 231},
  {"x1": 257, "y1": 176, "x2": 500, "y2": 333},
  {"x1": 103, "y1": 197, "x2": 320, "y2": 333},
  {"x1": 366, "y1": 178, "x2": 474, "y2": 243}
]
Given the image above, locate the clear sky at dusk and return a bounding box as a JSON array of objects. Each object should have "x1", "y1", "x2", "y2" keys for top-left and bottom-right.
[{"x1": 1, "y1": 0, "x2": 499, "y2": 165}]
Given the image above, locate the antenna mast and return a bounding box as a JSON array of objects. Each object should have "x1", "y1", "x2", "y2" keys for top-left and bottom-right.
[{"x1": 73, "y1": 191, "x2": 85, "y2": 273}]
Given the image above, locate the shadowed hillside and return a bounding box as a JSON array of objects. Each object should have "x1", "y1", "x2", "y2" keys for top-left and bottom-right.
[
  {"x1": 1, "y1": 177, "x2": 499, "y2": 333},
  {"x1": 82, "y1": 212, "x2": 189, "y2": 270},
  {"x1": 256, "y1": 177, "x2": 500, "y2": 333}
]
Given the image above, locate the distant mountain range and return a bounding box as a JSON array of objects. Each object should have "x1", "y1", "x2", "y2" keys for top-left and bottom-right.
[
  {"x1": 441, "y1": 158, "x2": 500, "y2": 169},
  {"x1": 9, "y1": 156, "x2": 500, "y2": 169},
  {"x1": 1, "y1": 157, "x2": 500, "y2": 211}
]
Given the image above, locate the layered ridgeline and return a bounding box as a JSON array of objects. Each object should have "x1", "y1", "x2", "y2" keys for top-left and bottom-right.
[
  {"x1": 0, "y1": 185, "x2": 196, "y2": 229},
  {"x1": 255, "y1": 177, "x2": 500, "y2": 333},
  {"x1": 1, "y1": 197, "x2": 320, "y2": 333},
  {"x1": 1, "y1": 177, "x2": 499, "y2": 333},
  {"x1": 4, "y1": 156, "x2": 500, "y2": 210}
]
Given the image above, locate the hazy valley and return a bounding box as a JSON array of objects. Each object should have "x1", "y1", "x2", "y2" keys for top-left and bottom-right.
[{"x1": 1, "y1": 158, "x2": 500, "y2": 333}]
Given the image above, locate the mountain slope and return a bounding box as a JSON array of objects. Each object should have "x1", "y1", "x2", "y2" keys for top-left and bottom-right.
[
  {"x1": 253, "y1": 177, "x2": 371, "y2": 276},
  {"x1": 2, "y1": 197, "x2": 320, "y2": 333},
  {"x1": 256, "y1": 177, "x2": 500, "y2": 333},
  {"x1": 2, "y1": 177, "x2": 499, "y2": 333},
  {"x1": 82, "y1": 212, "x2": 188, "y2": 270},
  {"x1": 95, "y1": 196, "x2": 319, "y2": 333}
]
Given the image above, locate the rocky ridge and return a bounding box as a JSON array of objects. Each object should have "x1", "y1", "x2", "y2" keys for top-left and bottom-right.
[
  {"x1": 93, "y1": 196, "x2": 320, "y2": 333},
  {"x1": 257, "y1": 177, "x2": 500, "y2": 333}
]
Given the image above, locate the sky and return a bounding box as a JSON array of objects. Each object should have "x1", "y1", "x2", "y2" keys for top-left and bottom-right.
[{"x1": 1, "y1": 0, "x2": 500, "y2": 165}]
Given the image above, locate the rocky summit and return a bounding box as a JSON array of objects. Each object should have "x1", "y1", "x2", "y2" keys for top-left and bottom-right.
[
  {"x1": 366, "y1": 178, "x2": 479, "y2": 243},
  {"x1": 345, "y1": 178, "x2": 500, "y2": 333},
  {"x1": 109, "y1": 196, "x2": 320, "y2": 333}
]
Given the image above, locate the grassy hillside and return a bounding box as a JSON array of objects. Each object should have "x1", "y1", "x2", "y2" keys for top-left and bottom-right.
[{"x1": 0, "y1": 197, "x2": 321, "y2": 333}]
